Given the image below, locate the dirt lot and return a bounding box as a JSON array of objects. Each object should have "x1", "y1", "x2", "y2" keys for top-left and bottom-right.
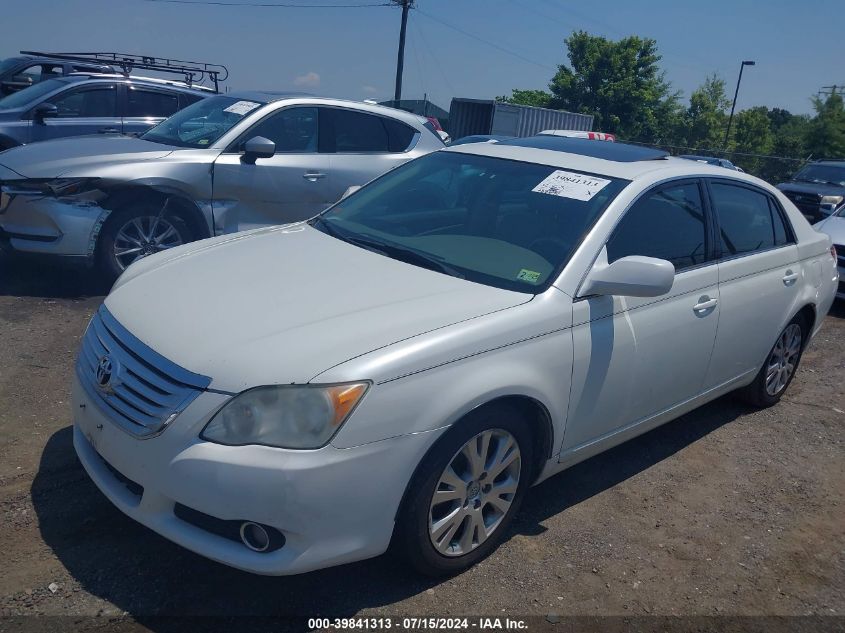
[{"x1": 0, "y1": 252, "x2": 843, "y2": 631}]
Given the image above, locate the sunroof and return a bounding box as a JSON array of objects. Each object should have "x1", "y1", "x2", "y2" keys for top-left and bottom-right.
[{"x1": 500, "y1": 136, "x2": 670, "y2": 162}]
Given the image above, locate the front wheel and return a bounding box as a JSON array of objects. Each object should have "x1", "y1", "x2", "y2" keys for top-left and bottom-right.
[
  {"x1": 395, "y1": 405, "x2": 533, "y2": 576},
  {"x1": 739, "y1": 315, "x2": 807, "y2": 408},
  {"x1": 96, "y1": 202, "x2": 193, "y2": 282}
]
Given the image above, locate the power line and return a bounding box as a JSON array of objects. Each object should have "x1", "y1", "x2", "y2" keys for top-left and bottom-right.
[
  {"x1": 142, "y1": 0, "x2": 390, "y2": 7},
  {"x1": 413, "y1": 15, "x2": 457, "y2": 97},
  {"x1": 414, "y1": 8, "x2": 556, "y2": 71}
]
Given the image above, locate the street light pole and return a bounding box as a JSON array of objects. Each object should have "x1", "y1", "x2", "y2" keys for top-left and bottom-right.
[
  {"x1": 724, "y1": 60, "x2": 756, "y2": 149},
  {"x1": 392, "y1": 0, "x2": 413, "y2": 108}
]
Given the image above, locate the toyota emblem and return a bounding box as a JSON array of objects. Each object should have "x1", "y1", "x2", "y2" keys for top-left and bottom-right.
[{"x1": 95, "y1": 355, "x2": 115, "y2": 392}]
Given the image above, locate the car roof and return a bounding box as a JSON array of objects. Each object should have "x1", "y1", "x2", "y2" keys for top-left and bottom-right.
[
  {"x1": 446, "y1": 136, "x2": 765, "y2": 182},
  {"x1": 223, "y1": 92, "x2": 433, "y2": 128},
  {"x1": 226, "y1": 90, "x2": 314, "y2": 103},
  {"x1": 54, "y1": 74, "x2": 212, "y2": 94}
]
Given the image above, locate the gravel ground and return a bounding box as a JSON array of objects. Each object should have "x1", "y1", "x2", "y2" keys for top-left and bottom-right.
[{"x1": 0, "y1": 252, "x2": 843, "y2": 632}]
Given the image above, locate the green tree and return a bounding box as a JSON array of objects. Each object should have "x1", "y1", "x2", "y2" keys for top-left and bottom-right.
[
  {"x1": 732, "y1": 106, "x2": 774, "y2": 173},
  {"x1": 679, "y1": 74, "x2": 730, "y2": 150},
  {"x1": 805, "y1": 92, "x2": 845, "y2": 159},
  {"x1": 497, "y1": 89, "x2": 552, "y2": 108},
  {"x1": 546, "y1": 31, "x2": 681, "y2": 141}
]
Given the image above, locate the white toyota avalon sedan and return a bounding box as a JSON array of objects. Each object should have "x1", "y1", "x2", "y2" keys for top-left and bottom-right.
[{"x1": 71, "y1": 137, "x2": 839, "y2": 576}]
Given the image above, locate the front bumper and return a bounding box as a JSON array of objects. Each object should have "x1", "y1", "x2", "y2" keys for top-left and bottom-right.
[
  {"x1": 0, "y1": 188, "x2": 107, "y2": 257},
  {"x1": 72, "y1": 375, "x2": 440, "y2": 575}
]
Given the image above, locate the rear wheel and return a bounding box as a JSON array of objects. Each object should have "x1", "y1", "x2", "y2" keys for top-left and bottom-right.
[
  {"x1": 738, "y1": 315, "x2": 807, "y2": 407},
  {"x1": 395, "y1": 404, "x2": 533, "y2": 576},
  {"x1": 96, "y1": 201, "x2": 193, "y2": 282}
]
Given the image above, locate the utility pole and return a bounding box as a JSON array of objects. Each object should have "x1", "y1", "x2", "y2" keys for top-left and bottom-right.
[
  {"x1": 724, "y1": 60, "x2": 755, "y2": 150},
  {"x1": 392, "y1": 0, "x2": 413, "y2": 108}
]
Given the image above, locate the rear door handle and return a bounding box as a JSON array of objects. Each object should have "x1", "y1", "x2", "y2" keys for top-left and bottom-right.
[
  {"x1": 782, "y1": 269, "x2": 799, "y2": 285},
  {"x1": 303, "y1": 172, "x2": 326, "y2": 181},
  {"x1": 98, "y1": 127, "x2": 120, "y2": 134},
  {"x1": 693, "y1": 296, "x2": 718, "y2": 313}
]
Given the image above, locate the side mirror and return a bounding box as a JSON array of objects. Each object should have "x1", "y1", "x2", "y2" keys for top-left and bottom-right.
[
  {"x1": 241, "y1": 136, "x2": 275, "y2": 164},
  {"x1": 33, "y1": 102, "x2": 58, "y2": 123},
  {"x1": 341, "y1": 185, "x2": 361, "y2": 200},
  {"x1": 580, "y1": 250, "x2": 675, "y2": 298}
]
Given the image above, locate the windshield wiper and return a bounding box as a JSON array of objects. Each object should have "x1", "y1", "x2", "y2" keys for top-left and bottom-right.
[
  {"x1": 311, "y1": 218, "x2": 465, "y2": 279},
  {"x1": 352, "y1": 234, "x2": 465, "y2": 279}
]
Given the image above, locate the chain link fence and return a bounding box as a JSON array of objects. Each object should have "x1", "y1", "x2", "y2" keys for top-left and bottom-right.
[{"x1": 627, "y1": 142, "x2": 811, "y2": 185}]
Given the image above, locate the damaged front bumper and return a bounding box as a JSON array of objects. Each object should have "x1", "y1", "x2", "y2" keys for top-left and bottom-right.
[{"x1": 0, "y1": 180, "x2": 110, "y2": 258}]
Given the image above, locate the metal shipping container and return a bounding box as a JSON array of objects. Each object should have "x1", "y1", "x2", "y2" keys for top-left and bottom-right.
[{"x1": 448, "y1": 98, "x2": 594, "y2": 140}]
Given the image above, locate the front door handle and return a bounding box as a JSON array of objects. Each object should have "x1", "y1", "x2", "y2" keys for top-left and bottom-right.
[
  {"x1": 303, "y1": 172, "x2": 326, "y2": 181},
  {"x1": 98, "y1": 127, "x2": 120, "y2": 134},
  {"x1": 693, "y1": 296, "x2": 718, "y2": 313},
  {"x1": 782, "y1": 269, "x2": 799, "y2": 285}
]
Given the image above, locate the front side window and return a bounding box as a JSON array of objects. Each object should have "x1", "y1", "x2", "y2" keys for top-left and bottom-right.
[
  {"x1": 0, "y1": 78, "x2": 68, "y2": 109},
  {"x1": 311, "y1": 151, "x2": 628, "y2": 293},
  {"x1": 141, "y1": 95, "x2": 267, "y2": 148},
  {"x1": 711, "y1": 182, "x2": 786, "y2": 257},
  {"x1": 49, "y1": 86, "x2": 117, "y2": 117},
  {"x1": 242, "y1": 107, "x2": 317, "y2": 152},
  {"x1": 607, "y1": 181, "x2": 707, "y2": 271},
  {"x1": 127, "y1": 88, "x2": 179, "y2": 118}
]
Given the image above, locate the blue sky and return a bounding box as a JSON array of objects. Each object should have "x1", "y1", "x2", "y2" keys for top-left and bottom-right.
[{"x1": 4, "y1": 0, "x2": 843, "y2": 116}]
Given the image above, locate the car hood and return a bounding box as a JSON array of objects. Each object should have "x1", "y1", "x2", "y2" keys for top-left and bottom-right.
[
  {"x1": 815, "y1": 215, "x2": 845, "y2": 245},
  {"x1": 0, "y1": 135, "x2": 177, "y2": 179},
  {"x1": 105, "y1": 225, "x2": 531, "y2": 392},
  {"x1": 777, "y1": 181, "x2": 845, "y2": 197}
]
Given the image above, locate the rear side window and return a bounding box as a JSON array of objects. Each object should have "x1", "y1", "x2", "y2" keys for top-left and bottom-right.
[
  {"x1": 127, "y1": 88, "x2": 179, "y2": 117},
  {"x1": 321, "y1": 108, "x2": 416, "y2": 153},
  {"x1": 607, "y1": 181, "x2": 708, "y2": 271},
  {"x1": 711, "y1": 183, "x2": 788, "y2": 257},
  {"x1": 49, "y1": 86, "x2": 117, "y2": 117}
]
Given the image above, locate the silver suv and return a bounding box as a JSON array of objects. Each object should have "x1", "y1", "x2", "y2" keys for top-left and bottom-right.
[{"x1": 0, "y1": 93, "x2": 444, "y2": 279}]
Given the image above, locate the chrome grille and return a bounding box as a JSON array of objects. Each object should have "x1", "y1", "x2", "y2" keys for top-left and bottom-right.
[{"x1": 76, "y1": 306, "x2": 211, "y2": 438}]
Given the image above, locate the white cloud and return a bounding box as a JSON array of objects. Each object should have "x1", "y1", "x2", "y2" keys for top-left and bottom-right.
[{"x1": 293, "y1": 72, "x2": 320, "y2": 88}]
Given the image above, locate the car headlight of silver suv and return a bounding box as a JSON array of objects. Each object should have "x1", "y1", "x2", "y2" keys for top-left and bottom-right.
[{"x1": 201, "y1": 383, "x2": 369, "y2": 449}]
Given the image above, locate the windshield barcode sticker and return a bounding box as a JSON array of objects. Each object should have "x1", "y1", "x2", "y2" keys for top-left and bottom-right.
[
  {"x1": 532, "y1": 170, "x2": 611, "y2": 201},
  {"x1": 223, "y1": 100, "x2": 261, "y2": 116}
]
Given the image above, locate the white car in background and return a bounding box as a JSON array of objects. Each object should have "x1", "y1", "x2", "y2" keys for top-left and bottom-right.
[
  {"x1": 72, "y1": 136, "x2": 838, "y2": 577},
  {"x1": 815, "y1": 207, "x2": 845, "y2": 299}
]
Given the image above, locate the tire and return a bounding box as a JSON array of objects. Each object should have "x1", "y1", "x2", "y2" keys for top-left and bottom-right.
[
  {"x1": 96, "y1": 201, "x2": 194, "y2": 283},
  {"x1": 395, "y1": 403, "x2": 534, "y2": 576},
  {"x1": 738, "y1": 314, "x2": 808, "y2": 408}
]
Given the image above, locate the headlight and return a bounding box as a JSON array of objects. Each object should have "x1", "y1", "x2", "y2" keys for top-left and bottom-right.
[
  {"x1": 46, "y1": 178, "x2": 99, "y2": 197},
  {"x1": 201, "y1": 382, "x2": 369, "y2": 449},
  {"x1": 820, "y1": 195, "x2": 843, "y2": 207},
  {"x1": 0, "y1": 178, "x2": 99, "y2": 198}
]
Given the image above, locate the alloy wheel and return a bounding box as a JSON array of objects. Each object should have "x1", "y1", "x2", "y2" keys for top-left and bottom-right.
[
  {"x1": 428, "y1": 428, "x2": 521, "y2": 557},
  {"x1": 765, "y1": 323, "x2": 802, "y2": 396},
  {"x1": 113, "y1": 215, "x2": 184, "y2": 270}
]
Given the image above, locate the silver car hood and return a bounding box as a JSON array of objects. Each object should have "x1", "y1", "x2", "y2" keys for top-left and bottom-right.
[
  {"x1": 0, "y1": 135, "x2": 176, "y2": 179},
  {"x1": 816, "y1": 215, "x2": 845, "y2": 245},
  {"x1": 105, "y1": 225, "x2": 531, "y2": 392}
]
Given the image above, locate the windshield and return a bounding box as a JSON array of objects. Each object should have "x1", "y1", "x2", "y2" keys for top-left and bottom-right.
[
  {"x1": 0, "y1": 58, "x2": 22, "y2": 76},
  {"x1": 793, "y1": 164, "x2": 845, "y2": 186},
  {"x1": 141, "y1": 95, "x2": 266, "y2": 148},
  {"x1": 0, "y1": 78, "x2": 67, "y2": 110},
  {"x1": 311, "y1": 151, "x2": 628, "y2": 293}
]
